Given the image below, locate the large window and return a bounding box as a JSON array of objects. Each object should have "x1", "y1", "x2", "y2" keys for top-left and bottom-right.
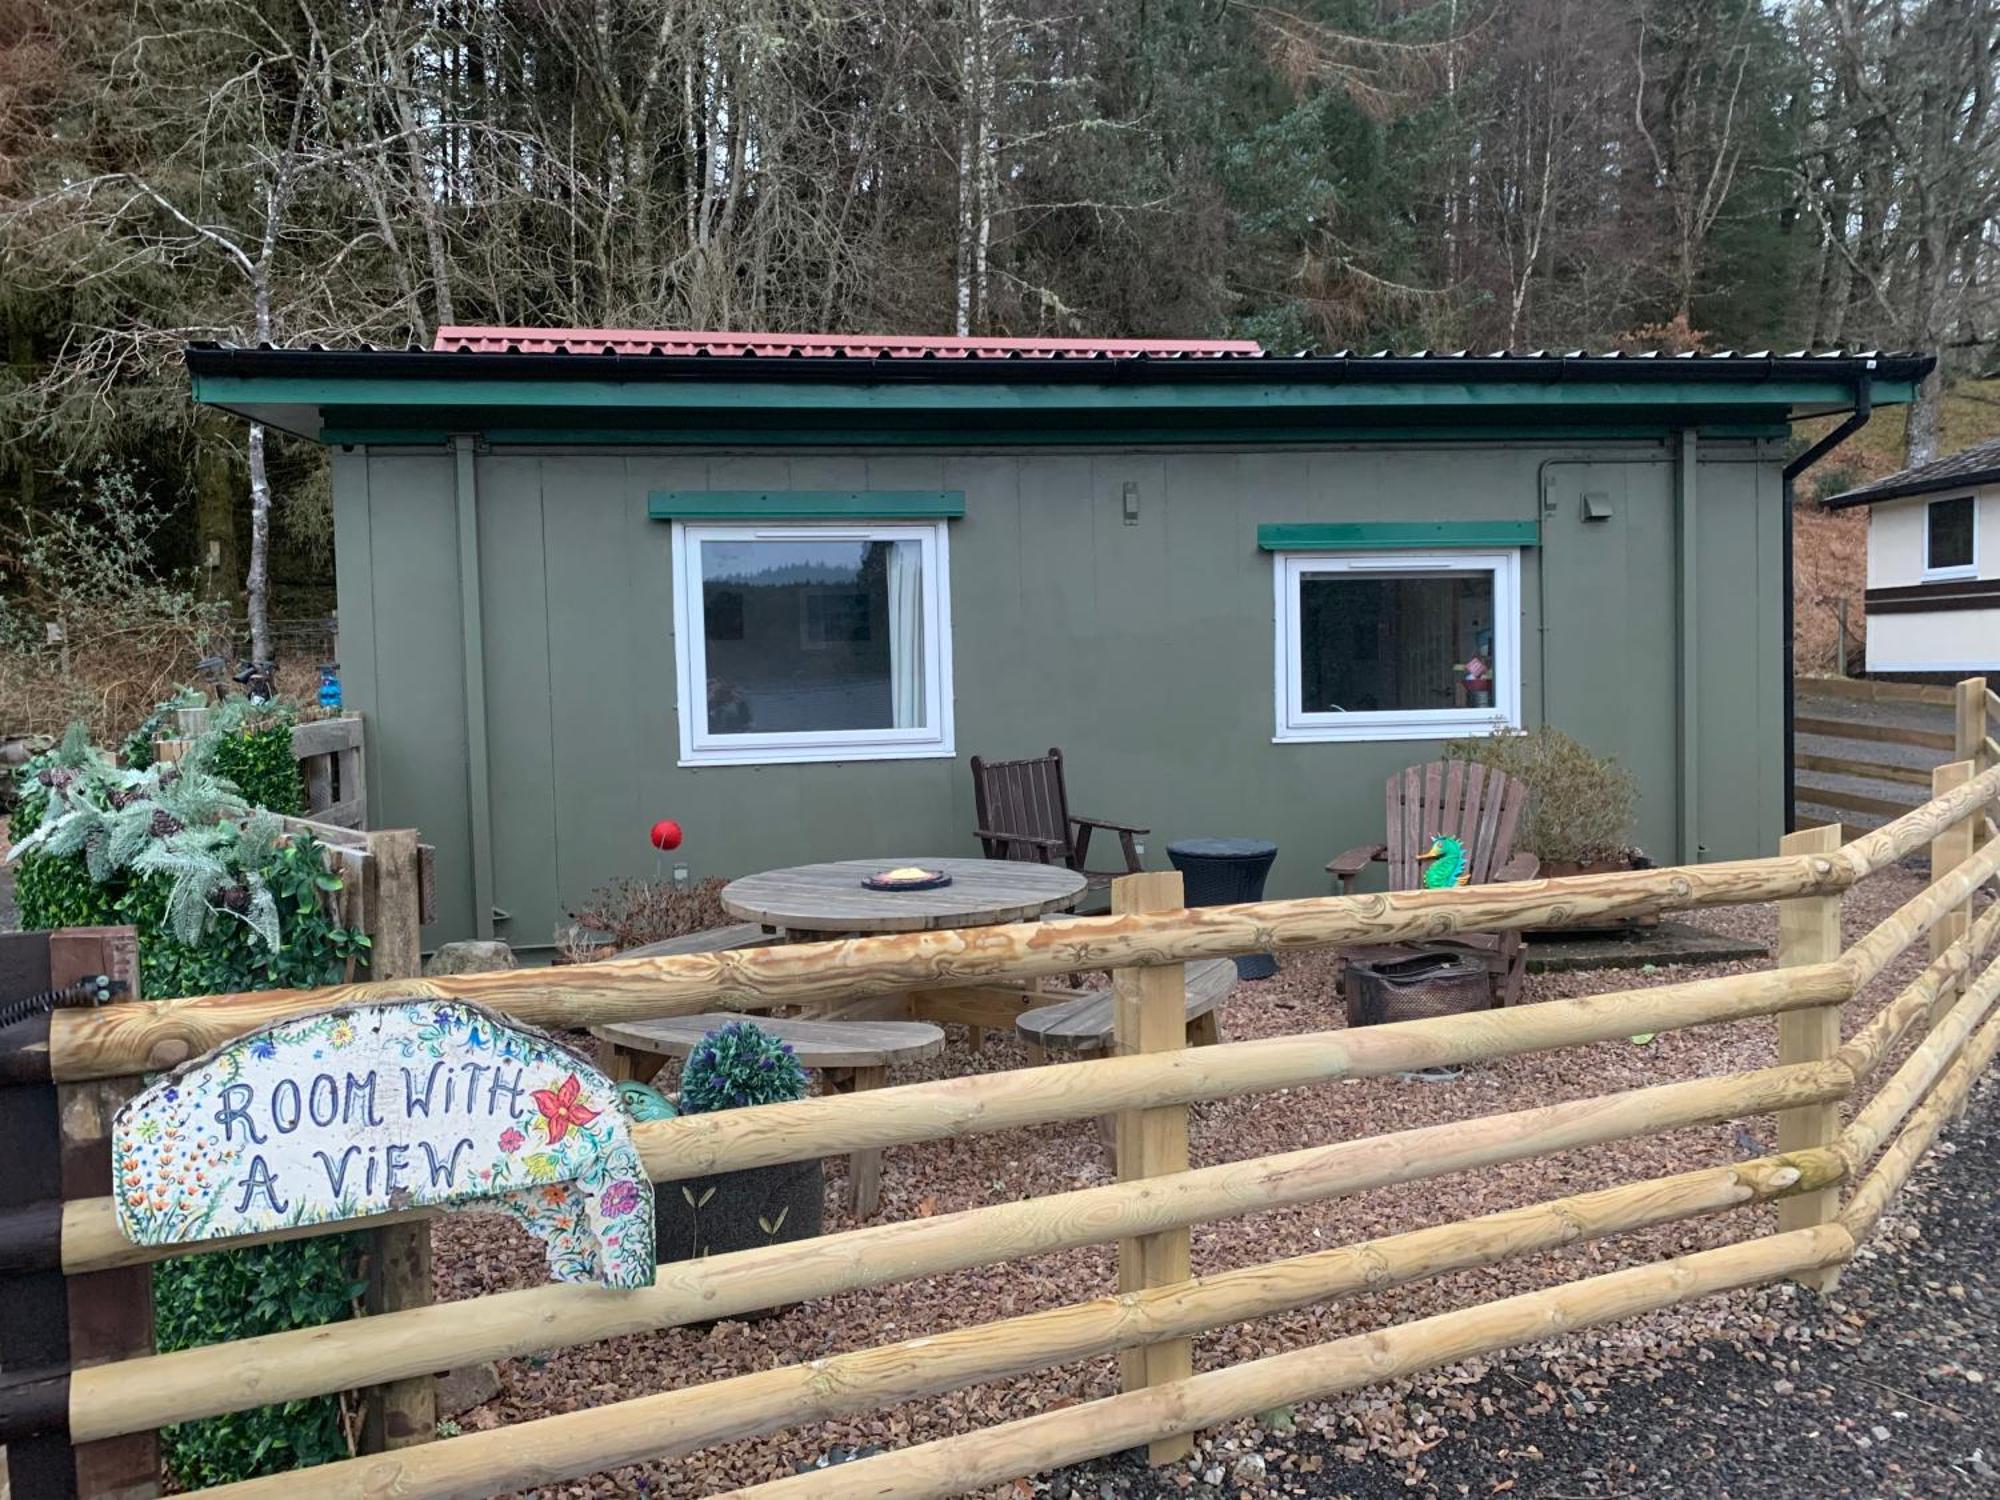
[
  {"x1": 1273, "y1": 550, "x2": 1521, "y2": 742},
  {"x1": 671, "y1": 521, "x2": 954, "y2": 765},
  {"x1": 1925, "y1": 495, "x2": 1976, "y2": 578}
]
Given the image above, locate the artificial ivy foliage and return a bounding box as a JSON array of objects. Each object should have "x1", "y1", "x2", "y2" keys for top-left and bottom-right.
[
  {"x1": 151, "y1": 1236, "x2": 366, "y2": 1487},
  {"x1": 12, "y1": 710, "x2": 369, "y2": 1484}
]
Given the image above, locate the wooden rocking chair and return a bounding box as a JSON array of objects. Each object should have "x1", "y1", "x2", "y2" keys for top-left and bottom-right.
[
  {"x1": 1327, "y1": 761, "x2": 1540, "y2": 1006},
  {"x1": 969, "y1": 747, "x2": 1148, "y2": 894}
]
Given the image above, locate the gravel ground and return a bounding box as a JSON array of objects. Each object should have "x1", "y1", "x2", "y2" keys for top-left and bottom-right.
[
  {"x1": 1795, "y1": 691, "x2": 1952, "y2": 831},
  {"x1": 430, "y1": 864, "x2": 1993, "y2": 1499},
  {"x1": 1061, "y1": 1069, "x2": 2000, "y2": 1499}
]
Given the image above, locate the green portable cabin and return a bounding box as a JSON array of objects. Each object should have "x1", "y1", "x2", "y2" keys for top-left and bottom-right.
[{"x1": 186, "y1": 331, "x2": 1927, "y2": 950}]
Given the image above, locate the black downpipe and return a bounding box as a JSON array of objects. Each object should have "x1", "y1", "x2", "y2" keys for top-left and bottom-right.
[{"x1": 1780, "y1": 380, "x2": 1874, "y2": 832}]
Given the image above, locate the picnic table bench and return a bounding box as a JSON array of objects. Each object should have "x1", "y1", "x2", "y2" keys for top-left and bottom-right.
[
  {"x1": 1014, "y1": 957, "x2": 1236, "y2": 1060},
  {"x1": 591, "y1": 1012, "x2": 945, "y2": 1219}
]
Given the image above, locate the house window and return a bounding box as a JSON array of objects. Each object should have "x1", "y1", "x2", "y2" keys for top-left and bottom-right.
[
  {"x1": 671, "y1": 521, "x2": 954, "y2": 765},
  {"x1": 1925, "y1": 496, "x2": 1976, "y2": 578},
  {"x1": 1273, "y1": 550, "x2": 1521, "y2": 742}
]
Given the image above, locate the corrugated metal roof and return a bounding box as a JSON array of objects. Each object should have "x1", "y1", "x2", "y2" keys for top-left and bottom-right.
[
  {"x1": 432, "y1": 326, "x2": 1265, "y2": 359},
  {"x1": 1821, "y1": 435, "x2": 2000, "y2": 508}
]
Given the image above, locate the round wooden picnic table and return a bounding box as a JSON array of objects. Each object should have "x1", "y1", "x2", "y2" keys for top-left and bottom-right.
[{"x1": 720, "y1": 857, "x2": 1087, "y2": 935}]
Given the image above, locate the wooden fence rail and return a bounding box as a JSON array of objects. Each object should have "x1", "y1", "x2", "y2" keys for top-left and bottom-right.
[{"x1": 5, "y1": 681, "x2": 2000, "y2": 1499}]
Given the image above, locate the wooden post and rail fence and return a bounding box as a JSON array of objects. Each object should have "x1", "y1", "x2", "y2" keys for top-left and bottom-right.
[
  {"x1": 5, "y1": 682, "x2": 2000, "y2": 1497},
  {"x1": 1793, "y1": 674, "x2": 1989, "y2": 838},
  {"x1": 0, "y1": 820, "x2": 432, "y2": 1497}
]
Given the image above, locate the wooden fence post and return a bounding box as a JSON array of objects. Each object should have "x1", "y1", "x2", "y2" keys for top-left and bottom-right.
[
  {"x1": 1111, "y1": 870, "x2": 1192, "y2": 1466},
  {"x1": 50, "y1": 928, "x2": 157, "y2": 1500},
  {"x1": 1927, "y1": 760, "x2": 1976, "y2": 1033},
  {"x1": 355, "y1": 829, "x2": 436, "y2": 1454},
  {"x1": 0, "y1": 931, "x2": 74, "y2": 1500},
  {"x1": 1775, "y1": 823, "x2": 1844, "y2": 1292}
]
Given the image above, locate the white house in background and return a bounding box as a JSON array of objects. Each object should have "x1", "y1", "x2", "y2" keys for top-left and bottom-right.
[{"x1": 1824, "y1": 435, "x2": 2000, "y2": 676}]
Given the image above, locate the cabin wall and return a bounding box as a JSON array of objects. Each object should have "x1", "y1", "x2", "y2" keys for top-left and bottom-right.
[{"x1": 333, "y1": 439, "x2": 1786, "y2": 948}]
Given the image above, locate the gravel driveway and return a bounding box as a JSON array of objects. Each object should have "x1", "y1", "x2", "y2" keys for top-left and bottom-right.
[
  {"x1": 1058, "y1": 1076, "x2": 2000, "y2": 1499},
  {"x1": 1795, "y1": 691, "x2": 1954, "y2": 832}
]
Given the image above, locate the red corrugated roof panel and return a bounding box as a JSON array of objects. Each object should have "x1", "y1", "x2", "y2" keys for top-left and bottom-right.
[{"x1": 431, "y1": 326, "x2": 1266, "y2": 360}]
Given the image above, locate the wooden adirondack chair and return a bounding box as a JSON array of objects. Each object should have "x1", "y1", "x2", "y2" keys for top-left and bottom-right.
[
  {"x1": 969, "y1": 747, "x2": 1148, "y2": 893},
  {"x1": 1327, "y1": 761, "x2": 1540, "y2": 1006}
]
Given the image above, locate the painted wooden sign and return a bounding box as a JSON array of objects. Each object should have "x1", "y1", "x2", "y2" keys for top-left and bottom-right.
[{"x1": 112, "y1": 1000, "x2": 656, "y2": 1288}]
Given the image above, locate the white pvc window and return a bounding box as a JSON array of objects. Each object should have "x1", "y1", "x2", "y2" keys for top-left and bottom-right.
[
  {"x1": 1273, "y1": 550, "x2": 1521, "y2": 743},
  {"x1": 1924, "y1": 495, "x2": 1977, "y2": 580},
  {"x1": 671, "y1": 521, "x2": 955, "y2": 766}
]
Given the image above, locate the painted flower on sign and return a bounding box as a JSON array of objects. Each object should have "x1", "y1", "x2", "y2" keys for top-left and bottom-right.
[
  {"x1": 532, "y1": 1073, "x2": 600, "y2": 1145},
  {"x1": 599, "y1": 1179, "x2": 639, "y2": 1218},
  {"x1": 498, "y1": 1127, "x2": 525, "y2": 1153}
]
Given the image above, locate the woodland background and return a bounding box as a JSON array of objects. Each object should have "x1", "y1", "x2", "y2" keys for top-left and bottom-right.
[{"x1": 3, "y1": 0, "x2": 2000, "y2": 721}]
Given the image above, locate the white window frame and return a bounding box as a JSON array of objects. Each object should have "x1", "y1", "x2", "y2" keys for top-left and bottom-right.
[
  {"x1": 1272, "y1": 549, "x2": 1522, "y2": 744},
  {"x1": 1923, "y1": 494, "x2": 1978, "y2": 581},
  {"x1": 671, "y1": 520, "x2": 955, "y2": 767}
]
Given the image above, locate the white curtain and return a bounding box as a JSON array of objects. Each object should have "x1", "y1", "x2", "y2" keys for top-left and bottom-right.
[{"x1": 886, "y1": 542, "x2": 925, "y2": 728}]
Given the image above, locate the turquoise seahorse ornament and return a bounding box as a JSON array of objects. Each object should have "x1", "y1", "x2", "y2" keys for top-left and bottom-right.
[
  {"x1": 615, "y1": 1080, "x2": 678, "y2": 1121},
  {"x1": 1419, "y1": 834, "x2": 1469, "y2": 889}
]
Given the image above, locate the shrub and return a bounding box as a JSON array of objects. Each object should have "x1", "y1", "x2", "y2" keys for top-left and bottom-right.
[
  {"x1": 568, "y1": 875, "x2": 730, "y2": 954},
  {"x1": 152, "y1": 1236, "x2": 365, "y2": 1487},
  {"x1": 0, "y1": 467, "x2": 226, "y2": 744},
  {"x1": 678, "y1": 1020, "x2": 809, "y2": 1114},
  {"x1": 200, "y1": 698, "x2": 305, "y2": 816},
  {"x1": 10, "y1": 720, "x2": 368, "y2": 1484},
  {"x1": 1446, "y1": 724, "x2": 1639, "y2": 866}
]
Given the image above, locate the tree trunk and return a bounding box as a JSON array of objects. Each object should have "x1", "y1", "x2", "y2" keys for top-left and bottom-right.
[
  {"x1": 244, "y1": 419, "x2": 272, "y2": 667},
  {"x1": 192, "y1": 411, "x2": 241, "y2": 605},
  {"x1": 1904, "y1": 366, "x2": 1942, "y2": 470}
]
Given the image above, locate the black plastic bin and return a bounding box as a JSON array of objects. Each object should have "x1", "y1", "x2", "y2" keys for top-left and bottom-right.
[{"x1": 1166, "y1": 837, "x2": 1280, "y2": 979}]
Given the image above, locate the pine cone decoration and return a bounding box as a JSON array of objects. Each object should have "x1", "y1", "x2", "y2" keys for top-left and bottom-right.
[
  {"x1": 217, "y1": 884, "x2": 251, "y2": 913},
  {"x1": 107, "y1": 788, "x2": 139, "y2": 810},
  {"x1": 148, "y1": 810, "x2": 184, "y2": 839}
]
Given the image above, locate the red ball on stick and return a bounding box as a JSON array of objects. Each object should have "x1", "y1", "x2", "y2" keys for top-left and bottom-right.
[{"x1": 649, "y1": 818, "x2": 683, "y2": 852}]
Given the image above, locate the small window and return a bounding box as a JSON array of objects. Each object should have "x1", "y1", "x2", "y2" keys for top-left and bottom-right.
[
  {"x1": 1925, "y1": 496, "x2": 1976, "y2": 577},
  {"x1": 1273, "y1": 550, "x2": 1520, "y2": 742},
  {"x1": 671, "y1": 521, "x2": 954, "y2": 765}
]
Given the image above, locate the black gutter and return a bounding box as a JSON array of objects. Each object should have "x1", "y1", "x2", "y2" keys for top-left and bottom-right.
[
  {"x1": 1780, "y1": 379, "x2": 1875, "y2": 832},
  {"x1": 183, "y1": 343, "x2": 1937, "y2": 391}
]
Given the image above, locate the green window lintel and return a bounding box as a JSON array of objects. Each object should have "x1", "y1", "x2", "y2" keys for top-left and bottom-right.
[
  {"x1": 649, "y1": 490, "x2": 964, "y2": 521},
  {"x1": 1257, "y1": 520, "x2": 1540, "y2": 551}
]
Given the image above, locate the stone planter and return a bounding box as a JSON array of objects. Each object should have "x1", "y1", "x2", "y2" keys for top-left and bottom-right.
[{"x1": 654, "y1": 1157, "x2": 825, "y2": 1265}]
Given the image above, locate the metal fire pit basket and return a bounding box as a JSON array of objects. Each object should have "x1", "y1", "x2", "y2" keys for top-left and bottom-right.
[{"x1": 1343, "y1": 950, "x2": 1493, "y2": 1028}]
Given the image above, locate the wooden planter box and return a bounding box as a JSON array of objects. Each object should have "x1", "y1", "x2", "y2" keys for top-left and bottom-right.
[
  {"x1": 1534, "y1": 852, "x2": 1658, "y2": 932},
  {"x1": 654, "y1": 1158, "x2": 825, "y2": 1264}
]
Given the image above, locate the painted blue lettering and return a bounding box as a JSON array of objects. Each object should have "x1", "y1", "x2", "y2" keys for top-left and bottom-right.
[
  {"x1": 270, "y1": 1077, "x2": 302, "y2": 1134},
  {"x1": 343, "y1": 1072, "x2": 381, "y2": 1127},
  {"x1": 234, "y1": 1155, "x2": 288, "y2": 1215},
  {"x1": 313, "y1": 1146, "x2": 361, "y2": 1198},
  {"x1": 419, "y1": 1138, "x2": 474, "y2": 1189},
  {"x1": 383, "y1": 1143, "x2": 410, "y2": 1195},
  {"x1": 460, "y1": 1062, "x2": 488, "y2": 1114},
  {"x1": 403, "y1": 1063, "x2": 445, "y2": 1117},
  {"x1": 486, "y1": 1069, "x2": 525, "y2": 1118},
  {"x1": 308, "y1": 1073, "x2": 340, "y2": 1128},
  {"x1": 213, "y1": 1083, "x2": 267, "y2": 1145}
]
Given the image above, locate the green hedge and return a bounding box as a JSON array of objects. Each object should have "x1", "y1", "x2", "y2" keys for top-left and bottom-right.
[{"x1": 13, "y1": 710, "x2": 370, "y2": 1485}]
